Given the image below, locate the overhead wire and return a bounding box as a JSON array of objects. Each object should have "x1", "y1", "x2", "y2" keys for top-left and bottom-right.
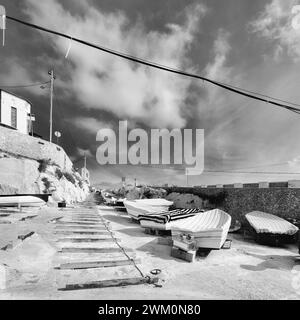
[
  {"x1": 6, "y1": 16, "x2": 300, "y2": 177},
  {"x1": 6, "y1": 15, "x2": 300, "y2": 115},
  {"x1": 0, "y1": 80, "x2": 50, "y2": 89}
]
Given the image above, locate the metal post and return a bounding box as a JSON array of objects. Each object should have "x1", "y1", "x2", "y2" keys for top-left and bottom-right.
[
  {"x1": 48, "y1": 69, "x2": 55, "y2": 143},
  {"x1": 186, "y1": 173, "x2": 188, "y2": 187},
  {"x1": 31, "y1": 115, "x2": 33, "y2": 136}
]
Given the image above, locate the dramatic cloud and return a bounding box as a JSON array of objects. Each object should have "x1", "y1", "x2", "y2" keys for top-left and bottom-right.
[
  {"x1": 72, "y1": 117, "x2": 113, "y2": 136},
  {"x1": 204, "y1": 29, "x2": 231, "y2": 81},
  {"x1": 23, "y1": 0, "x2": 206, "y2": 128},
  {"x1": 3, "y1": 0, "x2": 300, "y2": 186},
  {"x1": 249, "y1": 0, "x2": 300, "y2": 60}
]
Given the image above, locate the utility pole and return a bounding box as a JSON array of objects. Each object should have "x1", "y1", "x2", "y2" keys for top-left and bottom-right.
[
  {"x1": 48, "y1": 69, "x2": 55, "y2": 143},
  {"x1": 84, "y1": 153, "x2": 87, "y2": 171},
  {"x1": 186, "y1": 168, "x2": 189, "y2": 187}
]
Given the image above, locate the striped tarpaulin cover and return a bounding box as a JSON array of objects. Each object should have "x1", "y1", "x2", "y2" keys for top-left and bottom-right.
[
  {"x1": 245, "y1": 211, "x2": 299, "y2": 235},
  {"x1": 137, "y1": 208, "x2": 204, "y2": 224}
]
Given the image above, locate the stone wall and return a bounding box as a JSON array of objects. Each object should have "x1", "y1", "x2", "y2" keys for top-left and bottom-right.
[
  {"x1": 0, "y1": 125, "x2": 73, "y2": 171},
  {"x1": 0, "y1": 156, "x2": 40, "y2": 193},
  {"x1": 164, "y1": 186, "x2": 300, "y2": 223}
]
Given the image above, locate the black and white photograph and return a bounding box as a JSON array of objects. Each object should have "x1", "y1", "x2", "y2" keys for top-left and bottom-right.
[{"x1": 0, "y1": 0, "x2": 300, "y2": 308}]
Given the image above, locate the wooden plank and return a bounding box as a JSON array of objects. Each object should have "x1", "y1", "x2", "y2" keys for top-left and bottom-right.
[
  {"x1": 54, "y1": 231, "x2": 111, "y2": 235},
  {"x1": 55, "y1": 234, "x2": 112, "y2": 239},
  {"x1": 59, "y1": 277, "x2": 149, "y2": 291},
  {"x1": 59, "y1": 247, "x2": 133, "y2": 254},
  {"x1": 58, "y1": 242, "x2": 119, "y2": 250},
  {"x1": 17, "y1": 231, "x2": 35, "y2": 241},
  {"x1": 55, "y1": 252, "x2": 137, "y2": 263},
  {"x1": 57, "y1": 258, "x2": 141, "y2": 270},
  {"x1": 57, "y1": 221, "x2": 109, "y2": 225},
  {"x1": 56, "y1": 263, "x2": 140, "y2": 285},
  {"x1": 61, "y1": 219, "x2": 104, "y2": 222},
  {"x1": 63, "y1": 215, "x2": 100, "y2": 218},
  {"x1": 57, "y1": 238, "x2": 118, "y2": 243},
  {"x1": 55, "y1": 225, "x2": 108, "y2": 230},
  {"x1": 62, "y1": 215, "x2": 101, "y2": 218}
]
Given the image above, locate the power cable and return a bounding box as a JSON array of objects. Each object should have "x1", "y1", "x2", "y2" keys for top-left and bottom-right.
[
  {"x1": 0, "y1": 80, "x2": 50, "y2": 89},
  {"x1": 6, "y1": 15, "x2": 300, "y2": 115}
]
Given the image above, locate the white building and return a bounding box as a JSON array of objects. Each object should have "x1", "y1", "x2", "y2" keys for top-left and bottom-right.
[{"x1": 0, "y1": 89, "x2": 32, "y2": 134}]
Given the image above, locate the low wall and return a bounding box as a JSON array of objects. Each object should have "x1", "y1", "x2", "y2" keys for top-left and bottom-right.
[
  {"x1": 0, "y1": 157, "x2": 40, "y2": 193},
  {"x1": 0, "y1": 125, "x2": 73, "y2": 171},
  {"x1": 164, "y1": 186, "x2": 300, "y2": 223}
]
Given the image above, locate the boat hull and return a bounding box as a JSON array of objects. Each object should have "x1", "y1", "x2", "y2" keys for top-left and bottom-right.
[
  {"x1": 123, "y1": 199, "x2": 172, "y2": 220},
  {"x1": 0, "y1": 196, "x2": 45, "y2": 207},
  {"x1": 170, "y1": 209, "x2": 231, "y2": 249},
  {"x1": 245, "y1": 211, "x2": 299, "y2": 245},
  {"x1": 139, "y1": 208, "x2": 204, "y2": 230},
  {"x1": 245, "y1": 211, "x2": 298, "y2": 235}
]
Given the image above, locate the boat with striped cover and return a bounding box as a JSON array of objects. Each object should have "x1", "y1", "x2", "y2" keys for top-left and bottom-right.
[
  {"x1": 138, "y1": 208, "x2": 204, "y2": 230},
  {"x1": 170, "y1": 209, "x2": 231, "y2": 249},
  {"x1": 245, "y1": 211, "x2": 298, "y2": 244},
  {"x1": 123, "y1": 199, "x2": 173, "y2": 220}
]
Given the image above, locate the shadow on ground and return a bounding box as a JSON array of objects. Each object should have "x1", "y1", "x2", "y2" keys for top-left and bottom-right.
[
  {"x1": 115, "y1": 227, "x2": 151, "y2": 238},
  {"x1": 136, "y1": 239, "x2": 185, "y2": 262},
  {"x1": 101, "y1": 214, "x2": 134, "y2": 227},
  {"x1": 240, "y1": 252, "x2": 297, "y2": 272}
]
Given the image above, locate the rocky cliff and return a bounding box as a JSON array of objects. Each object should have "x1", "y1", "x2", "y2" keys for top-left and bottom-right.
[{"x1": 0, "y1": 152, "x2": 89, "y2": 204}]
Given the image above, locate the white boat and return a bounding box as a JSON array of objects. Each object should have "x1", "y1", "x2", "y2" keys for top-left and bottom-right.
[
  {"x1": 123, "y1": 199, "x2": 173, "y2": 220},
  {"x1": 115, "y1": 198, "x2": 125, "y2": 207},
  {"x1": 245, "y1": 211, "x2": 298, "y2": 235},
  {"x1": 170, "y1": 209, "x2": 232, "y2": 249},
  {"x1": 0, "y1": 196, "x2": 46, "y2": 207},
  {"x1": 101, "y1": 191, "x2": 117, "y2": 205},
  {"x1": 138, "y1": 208, "x2": 204, "y2": 230}
]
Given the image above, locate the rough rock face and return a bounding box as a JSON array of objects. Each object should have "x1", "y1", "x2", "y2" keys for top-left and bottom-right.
[
  {"x1": 37, "y1": 163, "x2": 89, "y2": 204},
  {"x1": 113, "y1": 186, "x2": 167, "y2": 200},
  {"x1": 0, "y1": 154, "x2": 89, "y2": 204},
  {"x1": 166, "y1": 192, "x2": 206, "y2": 209}
]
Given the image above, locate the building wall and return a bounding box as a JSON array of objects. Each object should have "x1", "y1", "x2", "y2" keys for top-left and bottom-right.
[
  {"x1": 0, "y1": 90, "x2": 31, "y2": 134},
  {"x1": 0, "y1": 125, "x2": 73, "y2": 171}
]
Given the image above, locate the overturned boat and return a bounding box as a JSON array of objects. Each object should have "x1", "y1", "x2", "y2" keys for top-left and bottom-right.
[
  {"x1": 245, "y1": 211, "x2": 299, "y2": 244},
  {"x1": 123, "y1": 198, "x2": 173, "y2": 220},
  {"x1": 0, "y1": 195, "x2": 46, "y2": 207},
  {"x1": 138, "y1": 208, "x2": 204, "y2": 230},
  {"x1": 170, "y1": 209, "x2": 232, "y2": 250}
]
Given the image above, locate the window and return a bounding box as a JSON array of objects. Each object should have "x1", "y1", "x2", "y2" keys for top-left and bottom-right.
[{"x1": 11, "y1": 107, "x2": 17, "y2": 129}]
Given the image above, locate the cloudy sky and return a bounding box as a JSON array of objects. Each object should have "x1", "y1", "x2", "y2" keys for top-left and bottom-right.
[{"x1": 1, "y1": 0, "x2": 300, "y2": 187}]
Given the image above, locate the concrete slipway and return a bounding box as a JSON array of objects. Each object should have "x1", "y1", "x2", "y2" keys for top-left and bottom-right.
[{"x1": 0, "y1": 203, "x2": 299, "y2": 300}]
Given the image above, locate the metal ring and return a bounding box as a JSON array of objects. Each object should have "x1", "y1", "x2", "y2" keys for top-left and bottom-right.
[{"x1": 150, "y1": 268, "x2": 162, "y2": 275}]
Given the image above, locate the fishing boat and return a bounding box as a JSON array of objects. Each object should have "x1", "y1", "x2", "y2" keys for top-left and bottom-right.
[
  {"x1": 100, "y1": 191, "x2": 117, "y2": 205},
  {"x1": 123, "y1": 198, "x2": 173, "y2": 220},
  {"x1": 245, "y1": 211, "x2": 298, "y2": 244},
  {"x1": 138, "y1": 208, "x2": 204, "y2": 230},
  {"x1": 115, "y1": 198, "x2": 126, "y2": 207},
  {"x1": 0, "y1": 195, "x2": 46, "y2": 207},
  {"x1": 170, "y1": 209, "x2": 232, "y2": 249}
]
